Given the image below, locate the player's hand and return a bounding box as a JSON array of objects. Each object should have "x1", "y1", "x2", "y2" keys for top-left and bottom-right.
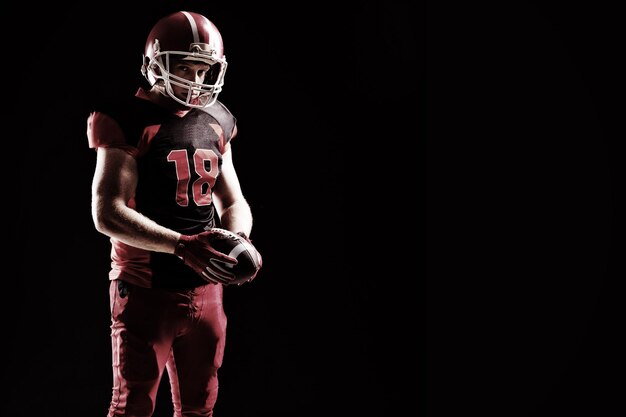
[{"x1": 174, "y1": 230, "x2": 238, "y2": 284}]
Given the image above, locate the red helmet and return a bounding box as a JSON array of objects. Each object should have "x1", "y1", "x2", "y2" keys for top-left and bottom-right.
[{"x1": 141, "y1": 11, "x2": 227, "y2": 108}]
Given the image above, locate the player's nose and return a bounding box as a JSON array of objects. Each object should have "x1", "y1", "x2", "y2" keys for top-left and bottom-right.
[{"x1": 194, "y1": 71, "x2": 205, "y2": 84}]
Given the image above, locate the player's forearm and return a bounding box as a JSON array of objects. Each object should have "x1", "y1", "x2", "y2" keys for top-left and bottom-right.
[
  {"x1": 218, "y1": 200, "x2": 253, "y2": 237},
  {"x1": 92, "y1": 201, "x2": 180, "y2": 253}
]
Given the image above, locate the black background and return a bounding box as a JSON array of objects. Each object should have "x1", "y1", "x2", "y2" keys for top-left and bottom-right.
[
  {"x1": 428, "y1": 1, "x2": 622, "y2": 416},
  {"x1": 2, "y1": 1, "x2": 623, "y2": 417}
]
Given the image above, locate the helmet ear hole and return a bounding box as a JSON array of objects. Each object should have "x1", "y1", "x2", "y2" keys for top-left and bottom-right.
[{"x1": 151, "y1": 64, "x2": 162, "y2": 76}]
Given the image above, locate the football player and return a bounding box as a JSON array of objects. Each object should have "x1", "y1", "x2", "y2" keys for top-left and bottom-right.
[{"x1": 88, "y1": 10, "x2": 256, "y2": 416}]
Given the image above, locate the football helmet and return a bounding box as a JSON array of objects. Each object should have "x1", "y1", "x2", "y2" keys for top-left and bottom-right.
[{"x1": 141, "y1": 11, "x2": 228, "y2": 108}]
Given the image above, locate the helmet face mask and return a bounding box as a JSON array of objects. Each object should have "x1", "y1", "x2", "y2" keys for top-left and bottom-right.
[
  {"x1": 141, "y1": 11, "x2": 228, "y2": 108},
  {"x1": 146, "y1": 49, "x2": 227, "y2": 108}
]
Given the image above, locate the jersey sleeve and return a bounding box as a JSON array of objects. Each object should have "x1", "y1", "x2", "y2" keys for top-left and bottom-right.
[
  {"x1": 202, "y1": 100, "x2": 237, "y2": 153},
  {"x1": 87, "y1": 111, "x2": 138, "y2": 157}
]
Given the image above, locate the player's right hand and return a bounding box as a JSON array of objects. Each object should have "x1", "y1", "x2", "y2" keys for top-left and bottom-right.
[{"x1": 174, "y1": 230, "x2": 238, "y2": 284}]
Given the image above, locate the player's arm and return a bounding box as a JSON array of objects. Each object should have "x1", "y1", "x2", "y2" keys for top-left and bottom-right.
[
  {"x1": 212, "y1": 142, "x2": 253, "y2": 238},
  {"x1": 91, "y1": 147, "x2": 181, "y2": 253}
]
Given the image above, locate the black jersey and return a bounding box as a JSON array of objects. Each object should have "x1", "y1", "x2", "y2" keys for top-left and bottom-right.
[{"x1": 88, "y1": 88, "x2": 237, "y2": 289}]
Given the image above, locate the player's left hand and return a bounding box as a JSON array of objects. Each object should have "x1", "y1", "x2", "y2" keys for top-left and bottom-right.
[{"x1": 175, "y1": 230, "x2": 238, "y2": 284}]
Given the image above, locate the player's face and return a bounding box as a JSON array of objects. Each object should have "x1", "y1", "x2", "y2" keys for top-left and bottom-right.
[{"x1": 170, "y1": 60, "x2": 212, "y2": 100}]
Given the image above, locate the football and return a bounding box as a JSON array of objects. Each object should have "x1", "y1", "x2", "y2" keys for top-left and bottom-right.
[{"x1": 209, "y1": 228, "x2": 262, "y2": 285}]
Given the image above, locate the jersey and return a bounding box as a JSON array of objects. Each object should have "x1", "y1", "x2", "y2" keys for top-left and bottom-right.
[{"x1": 87, "y1": 87, "x2": 237, "y2": 289}]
